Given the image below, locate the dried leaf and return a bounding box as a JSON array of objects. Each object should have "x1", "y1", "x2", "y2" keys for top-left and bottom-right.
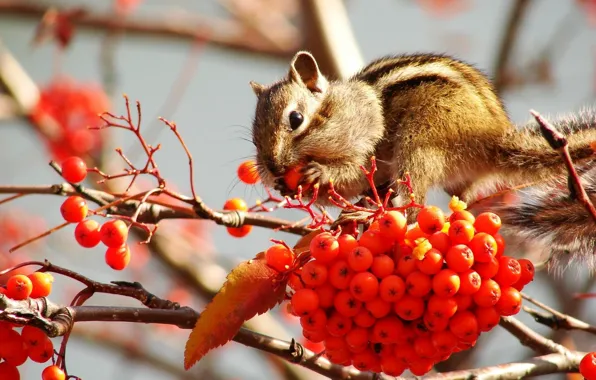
[{"x1": 184, "y1": 252, "x2": 286, "y2": 369}]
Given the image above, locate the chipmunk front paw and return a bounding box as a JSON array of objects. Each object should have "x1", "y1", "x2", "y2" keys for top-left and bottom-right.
[
  {"x1": 300, "y1": 161, "x2": 327, "y2": 187},
  {"x1": 273, "y1": 177, "x2": 294, "y2": 197}
]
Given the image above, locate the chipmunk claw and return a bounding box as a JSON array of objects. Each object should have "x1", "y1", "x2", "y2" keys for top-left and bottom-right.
[
  {"x1": 299, "y1": 162, "x2": 326, "y2": 187},
  {"x1": 331, "y1": 209, "x2": 375, "y2": 229}
]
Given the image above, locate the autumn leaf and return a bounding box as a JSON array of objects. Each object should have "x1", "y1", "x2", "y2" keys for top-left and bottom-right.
[{"x1": 184, "y1": 252, "x2": 287, "y2": 369}]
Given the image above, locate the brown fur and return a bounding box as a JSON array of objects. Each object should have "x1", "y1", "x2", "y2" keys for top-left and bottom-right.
[{"x1": 250, "y1": 51, "x2": 596, "y2": 228}]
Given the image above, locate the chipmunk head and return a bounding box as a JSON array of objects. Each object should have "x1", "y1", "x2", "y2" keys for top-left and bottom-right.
[{"x1": 250, "y1": 51, "x2": 384, "y2": 195}]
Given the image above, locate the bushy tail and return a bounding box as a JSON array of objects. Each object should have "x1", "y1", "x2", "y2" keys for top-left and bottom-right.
[{"x1": 473, "y1": 166, "x2": 596, "y2": 273}]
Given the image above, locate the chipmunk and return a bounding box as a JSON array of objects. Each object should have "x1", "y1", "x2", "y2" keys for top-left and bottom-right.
[{"x1": 249, "y1": 51, "x2": 596, "y2": 267}]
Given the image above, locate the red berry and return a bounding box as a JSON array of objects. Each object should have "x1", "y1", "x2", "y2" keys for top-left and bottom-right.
[
  {"x1": 468, "y1": 233, "x2": 498, "y2": 263},
  {"x1": 379, "y1": 274, "x2": 406, "y2": 303},
  {"x1": 349, "y1": 272, "x2": 379, "y2": 302},
  {"x1": 370, "y1": 255, "x2": 395, "y2": 278},
  {"x1": 366, "y1": 297, "x2": 392, "y2": 319},
  {"x1": 428, "y1": 231, "x2": 451, "y2": 254},
  {"x1": 516, "y1": 258, "x2": 535, "y2": 287},
  {"x1": 448, "y1": 220, "x2": 475, "y2": 245},
  {"x1": 458, "y1": 269, "x2": 482, "y2": 295},
  {"x1": 265, "y1": 244, "x2": 294, "y2": 272},
  {"x1": 326, "y1": 312, "x2": 352, "y2": 337},
  {"x1": 474, "y1": 212, "x2": 501, "y2": 235},
  {"x1": 328, "y1": 260, "x2": 354, "y2": 290},
  {"x1": 105, "y1": 244, "x2": 131, "y2": 270},
  {"x1": 449, "y1": 209, "x2": 475, "y2": 223},
  {"x1": 223, "y1": 198, "x2": 248, "y2": 211},
  {"x1": 473, "y1": 256, "x2": 499, "y2": 279},
  {"x1": 309, "y1": 232, "x2": 339, "y2": 263},
  {"x1": 493, "y1": 256, "x2": 521, "y2": 287},
  {"x1": 333, "y1": 290, "x2": 362, "y2": 317},
  {"x1": 314, "y1": 283, "x2": 336, "y2": 308},
  {"x1": 28, "y1": 335, "x2": 54, "y2": 363},
  {"x1": 347, "y1": 246, "x2": 374, "y2": 272},
  {"x1": 394, "y1": 295, "x2": 425, "y2": 321},
  {"x1": 406, "y1": 271, "x2": 432, "y2": 297},
  {"x1": 60, "y1": 196, "x2": 88, "y2": 223},
  {"x1": 432, "y1": 269, "x2": 460, "y2": 298},
  {"x1": 291, "y1": 289, "x2": 319, "y2": 316},
  {"x1": 475, "y1": 306, "x2": 501, "y2": 332},
  {"x1": 6, "y1": 274, "x2": 33, "y2": 300},
  {"x1": 226, "y1": 225, "x2": 252, "y2": 238},
  {"x1": 372, "y1": 316, "x2": 403, "y2": 344},
  {"x1": 445, "y1": 244, "x2": 474, "y2": 272},
  {"x1": 359, "y1": 229, "x2": 392, "y2": 255},
  {"x1": 0, "y1": 362, "x2": 19, "y2": 380},
  {"x1": 473, "y1": 279, "x2": 501, "y2": 307},
  {"x1": 75, "y1": 219, "x2": 101, "y2": 248},
  {"x1": 449, "y1": 310, "x2": 479, "y2": 341},
  {"x1": 237, "y1": 159, "x2": 260, "y2": 184},
  {"x1": 427, "y1": 294, "x2": 458, "y2": 319},
  {"x1": 61, "y1": 156, "x2": 87, "y2": 183},
  {"x1": 378, "y1": 210, "x2": 407, "y2": 242},
  {"x1": 416, "y1": 248, "x2": 443, "y2": 275},
  {"x1": 495, "y1": 286, "x2": 522, "y2": 316},
  {"x1": 100, "y1": 219, "x2": 129, "y2": 248},
  {"x1": 337, "y1": 234, "x2": 358, "y2": 260},
  {"x1": 0, "y1": 329, "x2": 27, "y2": 366},
  {"x1": 300, "y1": 308, "x2": 327, "y2": 331},
  {"x1": 580, "y1": 352, "x2": 596, "y2": 380}
]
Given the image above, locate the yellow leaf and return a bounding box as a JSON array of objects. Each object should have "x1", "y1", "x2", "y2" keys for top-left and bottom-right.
[{"x1": 184, "y1": 252, "x2": 287, "y2": 369}]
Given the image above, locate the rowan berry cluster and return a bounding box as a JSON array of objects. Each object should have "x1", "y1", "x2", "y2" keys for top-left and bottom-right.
[
  {"x1": 0, "y1": 273, "x2": 65, "y2": 380},
  {"x1": 59, "y1": 156, "x2": 131, "y2": 270},
  {"x1": 265, "y1": 198, "x2": 535, "y2": 376}
]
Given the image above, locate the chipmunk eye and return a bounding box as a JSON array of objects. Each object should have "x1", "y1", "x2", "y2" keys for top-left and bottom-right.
[{"x1": 289, "y1": 111, "x2": 304, "y2": 130}]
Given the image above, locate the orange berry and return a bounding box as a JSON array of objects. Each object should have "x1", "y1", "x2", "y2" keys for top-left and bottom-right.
[
  {"x1": 495, "y1": 286, "x2": 522, "y2": 316},
  {"x1": 370, "y1": 255, "x2": 395, "y2": 278},
  {"x1": 458, "y1": 269, "x2": 482, "y2": 295},
  {"x1": 423, "y1": 312, "x2": 450, "y2": 332},
  {"x1": 473, "y1": 279, "x2": 501, "y2": 307},
  {"x1": 406, "y1": 271, "x2": 432, "y2": 297},
  {"x1": 474, "y1": 212, "x2": 501, "y2": 235},
  {"x1": 6, "y1": 274, "x2": 33, "y2": 300},
  {"x1": 359, "y1": 229, "x2": 392, "y2": 255},
  {"x1": 21, "y1": 325, "x2": 48, "y2": 349},
  {"x1": 475, "y1": 306, "x2": 501, "y2": 332},
  {"x1": 288, "y1": 273, "x2": 304, "y2": 291},
  {"x1": 351, "y1": 349, "x2": 379, "y2": 371},
  {"x1": 349, "y1": 272, "x2": 379, "y2": 302},
  {"x1": 100, "y1": 219, "x2": 128, "y2": 248},
  {"x1": 409, "y1": 357, "x2": 434, "y2": 376},
  {"x1": 454, "y1": 293, "x2": 473, "y2": 311},
  {"x1": 283, "y1": 165, "x2": 309, "y2": 191},
  {"x1": 61, "y1": 156, "x2": 87, "y2": 183},
  {"x1": 333, "y1": 290, "x2": 362, "y2": 317},
  {"x1": 431, "y1": 329, "x2": 458, "y2": 354},
  {"x1": 493, "y1": 256, "x2": 521, "y2": 287},
  {"x1": 325, "y1": 348, "x2": 351, "y2": 365},
  {"x1": 405, "y1": 224, "x2": 428, "y2": 243},
  {"x1": 473, "y1": 256, "x2": 499, "y2": 279},
  {"x1": 265, "y1": 244, "x2": 294, "y2": 273},
  {"x1": 0, "y1": 328, "x2": 27, "y2": 366},
  {"x1": 300, "y1": 308, "x2": 327, "y2": 331},
  {"x1": 494, "y1": 233, "x2": 506, "y2": 257},
  {"x1": 302, "y1": 328, "x2": 327, "y2": 343},
  {"x1": 417, "y1": 205, "x2": 446, "y2": 234},
  {"x1": 328, "y1": 260, "x2": 354, "y2": 290},
  {"x1": 449, "y1": 209, "x2": 475, "y2": 223},
  {"x1": 427, "y1": 294, "x2": 458, "y2": 319},
  {"x1": 28, "y1": 272, "x2": 54, "y2": 298},
  {"x1": 413, "y1": 335, "x2": 436, "y2": 358},
  {"x1": 432, "y1": 269, "x2": 460, "y2": 298},
  {"x1": 381, "y1": 356, "x2": 406, "y2": 377},
  {"x1": 314, "y1": 283, "x2": 336, "y2": 308},
  {"x1": 74, "y1": 219, "x2": 101, "y2": 248},
  {"x1": 60, "y1": 196, "x2": 88, "y2": 223},
  {"x1": 300, "y1": 260, "x2": 327, "y2": 287},
  {"x1": 468, "y1": 233, "x2": 498, "y2": 263},
  {"x1": 28, "y1": 335, "x2": 53, "y2": 363},
  {"x1": 416, "y1": 248, "x2": 443, "y2": 275},
  {"x1": 448, "y1": 220, "x2": 475, "y2": 245},
  {"x1": 105, "y1": 244, "x2": 131, "y2": 270},
  {"x1": 347, "y1": 246, "x2": 374, "y2": 272},
  {"x1": 396, "y1": 253, "x2": 417, "y2": 277},
  {"x1": 345, "y1": 327, "x2": 370, "y2": 348},
  {"x1": 337, "y1": 234, "x2": 358, "y2": 260},
  {"x1": 394, "y1": 295, "x2": 425, "y2": 321},
  {"x1": 291, "y1": 288, "x2": 319, "y2": 316},
  {"x1": 0, "y1": 362, "x2": 19, "y2": 380},
  {"x1": 428, "y1": 231, "x2": 451, "y2": 254},
  {"x1": 378, "y1": 210, "x2": 407, "y2": 242},
  {"x1": 379, "y1": 274, "x2": 406, "y2": 303},
  {"x1": 237, "y1": 159, "x2": 260, "y2": 185},
  {"x1": 226, "y1": 225, "x2": 252, "y2": 238},
  {"x1": 42, "y1": 365, "x2": 66, "y2": 380},
  {"x1": 223, "y1": 198, "x2": 248, "y2": 211},
  {"x1": 449, "y1": 310, "x2": 479, "y2": 340},
  {"x1": 309, "y1": 232, "x2": 339, "y2": 264}
]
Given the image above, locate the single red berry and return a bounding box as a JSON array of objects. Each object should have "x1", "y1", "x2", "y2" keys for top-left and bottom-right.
[
  {"x1": 475, "y1": 306, "x2": 501, "y2": 332},
  {"x1": 226, "y1": 225, "x2": 252, "y2": 238},
  {"x1": 60, "y1": 196, "x2": 88, "y2": 223},
  {"x1": 328, "y1": 260, "x2": 354, "y2": 290},
  {"x1": 309, "y1": 232, "x2": 339, "y2": 264},
  {"x1": 365, "y1": 296, "x2": 392, "y2": 319},
  {"x1": 449, "y1": 209, "x2": 475, "y2": 223},
  {"x1": 445, "y1": 244, "x2": 474, "y2": 272},
  {"x1": 314, "y1": 283, "x2": 336, "y2": 308},
  {"x1": 458, "y1": 269, "x2": 482, "y2": 295},
  {"x1": 449, "y1": 310, "x2": 479, "y2": 340},
  {"x1": 265, "y1": 244, "x2": 294, "y2": 272},
  {"x1": 493, "y1": 256, "x2": 522, "y2": 287},
  {"x1": 495, "y1": 286, "x2": 522, "y2": 316},
  {"x1": 372, "y1": 316, "x2": 404, "y2": 344},
  {"x1": 580, "y1": 352, "x2": 596, "y2": 380},
  {"x1": 237, "y1": 159, "x2": 260, "y2": 184},
  {"x1": 353, "y1": 308, "x2": 376, "y2": 328},
  {"x1": 28, "y1": 272, "x2": 54, "y2": 298},
  {"x1": 473, "y1": 256, "x2": 499, "y2": 279},
  {"x1": 223, "y1": 198, "x2": 248, "y2": 211},
  {"x1": 347, "y1": 246, "x2": 374, "y2": 272},
  {"x1": 416, "y1": 248, "x2": 443, "y2": 275},
  {"x1": 6, "y1": 274, "x2": 33, "y2": 300},
  {"x1": 427, "y1": 294, "x2": 458, "y2": 319},
  {"x1": 291, "y1": 288, "x2": 319, "y2": 316},
  {"x1": 326, "y1": 312, "x2": 352, "y2": 337},
  {"x1": 105, "y1": 244, "x2": 131, "y2": 270},
  {"x1": 428, "y1": 231, "x2": 451, "y2": 255},
  {"x1": 100, "y1": 219, "x2": 129, "y2": 248},
  {"x1": 359, "y1": 229, "x2": 392, "y2": 255},
  {"x1": 516, "y1": 258, "x2": 535, "y2": 287},
  {"x1": 28, "y1": 335, "x2": 54, "y2": 363},
  {"x1": 349, "y1": 272, "x2": 379, "y2": 302},
  {"x1": 337, "y1": 234, "x2": 358, "y2": 260},
  {"x1": 42, "y1": 365, "x2": 66, "y2": 380},
  {"x1": 379, "y1": 274, "x2": 406, "y2": 303},
  {"x1": 300, "y1": 308, "x2": 327, "y2": 331},
  {"x1": 406, "y1": 271, "x2": 432, "y2": 297},
  {"x1": 473, "y1": 279, "x2": 501, "y2": 307},
  {"x1": 432, "y1": 269, "x2": 460, "y2": 298},
  {"x1": 60, "y1": 156, "x2": 87, "y2": 183},
  {"x1": 74, "y1": 219, "x2": 101, "y2": 248},
  {"x1": 468, "y1": 233, "x2": 498, "y2": 263},
  {"x1": 0, "y1": 328, "x2": 27, "y2": 366},
  {"x1": 333, "y1": 290, "x2": 362, "y2": 317},
  {"x1": 431, "y1": 329, "x2": 458, "y2": 354},
  {"x1": 0, "y1": 362, "x2": 19, "y2": 380},
  {"x1": 448, "y1": 220, "x2": 475, "y2": 245},
  {"x1": 370, "y1": 254, "x2": 395, "y2": 278},
  {"x1": 394, "y1": 295, "x2": 425, "y2": 321},
  {"x1": 378, "y1": 210, "x2": 407, "y2": 242}
]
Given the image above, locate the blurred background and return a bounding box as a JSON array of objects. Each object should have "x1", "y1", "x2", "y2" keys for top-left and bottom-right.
[{"x1": 0, "y1": 0, "x2": 595, "y2": 379}]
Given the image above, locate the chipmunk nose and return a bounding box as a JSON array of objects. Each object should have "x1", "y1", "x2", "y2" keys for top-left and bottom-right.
[{"x1": 266, "y1": 161, "x2": 284, "y2": 177}]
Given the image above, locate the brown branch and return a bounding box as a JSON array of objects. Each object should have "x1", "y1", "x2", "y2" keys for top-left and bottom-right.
[
  {"x1": 0, "y1": 0, "x2": 296, "y2": 58},
  {"x1": 492, "y1": 0, "x2": 533, "y2": 93},
  {"x1": 522, "y1": 292, "x2": 596, "y2": 335},
  {"x1": 499, "y1": 316, "x2": 571, "y2": 355},
  {"x1": 530, "y1": 109, "x2": 596, "y2": 222}
]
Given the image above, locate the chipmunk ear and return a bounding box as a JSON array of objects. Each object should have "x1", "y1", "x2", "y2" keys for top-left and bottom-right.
[
  {"x1": 249, "y1": 81, "x2": 265, "y2": 97},
  {"x1": 289, "y1": 51, "x2": 328, "y2": 93}
]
